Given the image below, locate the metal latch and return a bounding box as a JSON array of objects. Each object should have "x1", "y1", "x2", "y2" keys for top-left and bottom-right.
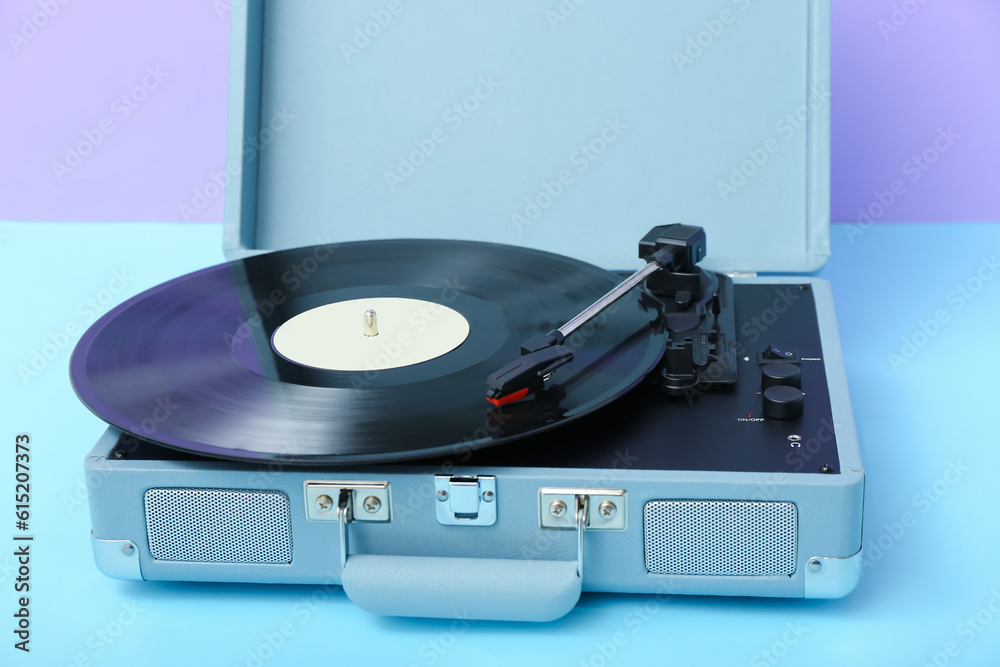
[
  {"x1": 434, "y1": 475, "x2": 496, "y2": 526},
  {"x1": 304, "y1": 481, "x2": 391, "y2": 523},
  {"x1": 304, "y1": 481, "x2": 392, "y2": 570},
  {"x1": 539, "y1": 488, "x2": 627, "y2": 531}
]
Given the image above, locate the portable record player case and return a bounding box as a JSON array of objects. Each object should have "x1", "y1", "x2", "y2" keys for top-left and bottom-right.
[{"x1": 83, "y1": 0, "x2": 863, "y2": 621}]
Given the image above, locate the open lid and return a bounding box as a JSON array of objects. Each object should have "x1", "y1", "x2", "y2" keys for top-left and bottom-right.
[{"x1": 224, "y1": 1, "x2": 830, "y2": 273}]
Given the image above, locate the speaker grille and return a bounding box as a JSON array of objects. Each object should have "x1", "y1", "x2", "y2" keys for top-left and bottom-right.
[
  {"x1": 144, "y1": 488, "x2": 292, "y2": 564},
  {"x1": 643, "y1": 500, "x2": 797, "y2": 576}
]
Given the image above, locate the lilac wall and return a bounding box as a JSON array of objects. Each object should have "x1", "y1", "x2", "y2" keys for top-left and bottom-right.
[
  {"x1": 0, "y1": 2, "x2": 230, "y2": 223},
  {"x1": 1, "y1": 1, "x2": 997, "y2": 224},
  {"x1": 832, "y1": 0, "x2": 1000, "y2": 224}
]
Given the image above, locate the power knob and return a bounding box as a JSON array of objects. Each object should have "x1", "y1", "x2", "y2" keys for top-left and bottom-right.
[
  {"x1": 761, "y1": 362, "x2": 801, "y2": 390},
  {"x1": 763, "y1": 386, "x2": 804, "y2": 420}
]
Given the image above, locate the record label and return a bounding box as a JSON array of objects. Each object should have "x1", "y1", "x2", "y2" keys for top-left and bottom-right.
[{"x1": 271, "y1": 297, "x2": 470, "y2": 371}]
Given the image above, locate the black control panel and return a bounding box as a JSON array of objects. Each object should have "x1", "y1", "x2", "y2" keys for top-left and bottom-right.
[{"x1": 456, "y1": 281, "x2": 841, "y2": 474}]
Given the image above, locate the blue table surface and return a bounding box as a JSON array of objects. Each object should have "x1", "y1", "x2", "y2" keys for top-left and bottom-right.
[{"x1": 1, "y1": 221, "x2": 999, "y2": 667}]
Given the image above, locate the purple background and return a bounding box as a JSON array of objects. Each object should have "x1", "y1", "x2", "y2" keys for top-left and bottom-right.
[{"x1": 1, "y1": 0, "x2": 997, "y2": 225}]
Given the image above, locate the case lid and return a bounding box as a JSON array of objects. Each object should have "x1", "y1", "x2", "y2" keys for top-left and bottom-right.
[{"x1": 224, "y1": 1, "x2": 830, "y2": 273}]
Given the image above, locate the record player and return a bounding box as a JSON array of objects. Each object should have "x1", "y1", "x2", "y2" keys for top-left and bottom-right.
[{"x1": 73, "y1": 0, "x2": 863, "y2": 621}]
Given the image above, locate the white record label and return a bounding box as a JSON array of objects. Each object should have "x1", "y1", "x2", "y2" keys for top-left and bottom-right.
[{"x1": 271, "y1": 297, "x2": 470, "y2": 371}]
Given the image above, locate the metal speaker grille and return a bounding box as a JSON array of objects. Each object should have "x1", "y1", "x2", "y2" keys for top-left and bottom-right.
[
  {"x1": 643, "y1": 500, "x2": 797, "y2": 576},
  {"x1": 144, "y1": 488, "x2": 292, "y2": 564}
]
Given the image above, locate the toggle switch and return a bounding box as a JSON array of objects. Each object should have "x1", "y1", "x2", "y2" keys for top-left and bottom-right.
[{"x1": 758, "y1": 344, "x2": 799, "y2": 364}]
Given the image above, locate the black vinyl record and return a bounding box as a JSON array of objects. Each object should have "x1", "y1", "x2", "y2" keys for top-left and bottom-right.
[{"x1": 70, "y1": 239, "x2": 666, "y2": 464}]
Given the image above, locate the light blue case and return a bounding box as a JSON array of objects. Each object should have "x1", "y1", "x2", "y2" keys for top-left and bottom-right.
[
  {"x1": 222, "y1": 0, "x2": 831, "y2": 273},
  {"x1": 87, "y1": 0, "x2": 862, "y2": 622}
]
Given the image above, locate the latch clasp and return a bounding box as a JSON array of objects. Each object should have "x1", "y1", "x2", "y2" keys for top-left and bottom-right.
[
  {"x1": 539, "y1": 488, "x2": 627, "y2": 531},
  {"x1": 434, "y1": 475, "x2": 497, "y2": 526}
]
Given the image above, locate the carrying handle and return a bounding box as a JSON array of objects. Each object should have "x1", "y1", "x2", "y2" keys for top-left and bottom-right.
[
  {"x1": 341, "y1": 554, "x2": 581, "y2": 622},
  {"x1": 337, "y1": 494, "x2": 585, "y2": 622}
]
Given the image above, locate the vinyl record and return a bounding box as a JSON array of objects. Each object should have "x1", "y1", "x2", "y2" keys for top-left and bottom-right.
[{"x1": 70, "y1": 239, "x2": 666, "y2": 464}]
